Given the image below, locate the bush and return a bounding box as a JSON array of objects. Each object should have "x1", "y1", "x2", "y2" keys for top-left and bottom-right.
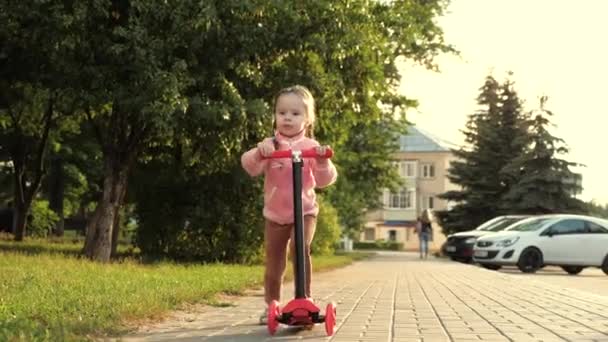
[
  {"x1": 311, "y1": 196, "x2": 341, "y2": 256},
  {"x1": 29, "y1": 200, "x2": 59, "y2": 238},
  {"x1": 134, "y1": 163, "x2": 264, "y2": 264},
  {"x1": 353, "y1": 240, "x2": 403, "y2": 251}
]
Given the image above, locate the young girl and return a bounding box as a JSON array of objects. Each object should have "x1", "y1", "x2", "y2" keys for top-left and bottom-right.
[{"x1": 241, "y1": 85, "x2": 338, "y2": 324}]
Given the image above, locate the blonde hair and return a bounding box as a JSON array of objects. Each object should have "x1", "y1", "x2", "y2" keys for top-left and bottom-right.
[
  {"x1": 421, "y1": 209, "x2": 433, "y2": 223},
  {"x1": 273, "y1": 85, "x2": 316, "y2": 138}
]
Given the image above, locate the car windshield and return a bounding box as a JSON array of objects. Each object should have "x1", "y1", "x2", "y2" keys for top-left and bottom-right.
[
  {"x1": 474, "y1": 217, "x2": 505, "y2": 231},
  {"x1": 482, "y1": 218, "x2": 526, "y2": 232},
  {"x1": 506, "y1": 217, "x2": 553, "y2": 232}
]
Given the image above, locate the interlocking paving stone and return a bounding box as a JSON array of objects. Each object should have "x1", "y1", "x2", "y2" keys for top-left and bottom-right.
[{"x1": 117, "y1": 252, "x2": 608, "y2": 342}]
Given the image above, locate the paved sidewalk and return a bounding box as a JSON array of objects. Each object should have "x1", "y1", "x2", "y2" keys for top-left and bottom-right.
[{"x1": 120, "y1": 252, "x2": 608, "y2": 342}]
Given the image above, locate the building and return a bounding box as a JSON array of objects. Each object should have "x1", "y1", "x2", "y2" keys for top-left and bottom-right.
[{"x1": 361, "y1": 126, "x2": 458, "y2": 251}]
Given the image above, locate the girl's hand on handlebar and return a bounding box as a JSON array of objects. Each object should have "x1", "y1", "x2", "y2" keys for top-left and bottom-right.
[
  {"x1": 315, "y1": 145, "x2": 331, "y2": 164},
  {"x1": 257, "y1": 138, "x2": 275, "y2": 158}
]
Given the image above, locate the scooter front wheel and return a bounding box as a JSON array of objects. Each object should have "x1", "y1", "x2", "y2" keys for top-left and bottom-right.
[
  {"x1": 268, "y1": 300, "x2": 280, "y2": 335},
  {"x1": 324, "y1": 302, "x2": 337, "y2": 336}
]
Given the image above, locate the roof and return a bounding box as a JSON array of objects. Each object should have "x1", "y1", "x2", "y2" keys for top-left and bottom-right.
[{"x1": 399, "y1": 126, "x2": 458, "y2": 152}]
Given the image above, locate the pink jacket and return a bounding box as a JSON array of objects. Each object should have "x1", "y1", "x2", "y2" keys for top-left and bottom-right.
[{"x1": 241, "y1": 131, "x2": 338, "y2": 225}]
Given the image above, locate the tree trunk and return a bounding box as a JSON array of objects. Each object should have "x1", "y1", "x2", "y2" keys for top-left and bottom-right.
[
  {"x1": 12, "y1": 160, "x2": 32, "y2": 241},
  {"x1": 48, "y1": 158, "x2": 65, "y2": 236},
  {"x1": 111, "y1": 185, "x2": 127, "y2": 258},
  {"x1": 9, "y1": 94, "x2": 54, "y2": 241},
  {"x1": 13, "y1": 202, "x2": 29, "y2": 241},
  {"x1": 83, "y1": 156, "x2": 129, "y2": 262},
  {"x1": 110, "y1": 206, "x2": 121, "y2": 258}
]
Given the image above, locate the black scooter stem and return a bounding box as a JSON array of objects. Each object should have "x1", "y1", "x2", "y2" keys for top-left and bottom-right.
[{"x1": 292, "y1": 152, "x2": 306, "y2": 299}]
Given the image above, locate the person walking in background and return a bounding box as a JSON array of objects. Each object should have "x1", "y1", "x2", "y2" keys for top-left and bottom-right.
[{"x1": 416, "y1": 209, "x2": 433, "y2": 259}]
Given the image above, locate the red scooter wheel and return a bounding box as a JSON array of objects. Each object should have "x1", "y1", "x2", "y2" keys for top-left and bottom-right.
[
  {"x1": 267, "y1": 300, "x2": 280, "y2": 335},
  {"x1": 324, "y1": 302, "x2": 337, "y2": 336}
]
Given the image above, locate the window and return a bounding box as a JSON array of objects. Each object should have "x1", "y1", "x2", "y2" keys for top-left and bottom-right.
[
  {"x1": 388, "y1": 189, "x2": 414, "y2": 209},
  {"x1": 405, "y1": 162, "x2": 416, "y2": 177},
  {"x1": 397, "y1": 161, "x2": 416, "y2": 178},
  {"x1": 364, "y1": 228, "x2": 375, "y2": 241},
  {"x1": 548, "y1": 219, "x2": 586, "y2": 235},
  {"x1": 586, "y1": 221, "x2": 608, "y2": 233},
  {"x1": 421, "y1": 163, "x2": 435, "y2": 179},
  {"x1": 388, "y1": 230, "x2": 397, "y2": 241}
]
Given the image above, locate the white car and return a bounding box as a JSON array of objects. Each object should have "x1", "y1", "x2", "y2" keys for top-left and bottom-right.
[
  {"x1": 444, "y1": 215, "x2": 530, "y2": 263},
  {"x1": 473, "y1": 214, "x2": 608, "y2": 274}
]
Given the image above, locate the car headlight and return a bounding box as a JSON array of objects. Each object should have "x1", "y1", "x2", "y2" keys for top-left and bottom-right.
[
  {"x1": 465, "y1": 237, "x2": 477, "y2": 244},
  {"x1": 495, "y1": 237, "x2": 519, "y2": 247}
]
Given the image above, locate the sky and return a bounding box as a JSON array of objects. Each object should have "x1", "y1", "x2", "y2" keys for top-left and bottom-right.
[{"x1": 398, "y1": 0, "x2": 608, "y2": 204}]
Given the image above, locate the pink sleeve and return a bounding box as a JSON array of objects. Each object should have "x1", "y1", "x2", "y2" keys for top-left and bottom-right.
[
  {"x1": 313, "y1": 159, "x2": 338, "y2": 188},
  {"x1": 241, "y1": 148, "x2": 266, "y2": 177}
]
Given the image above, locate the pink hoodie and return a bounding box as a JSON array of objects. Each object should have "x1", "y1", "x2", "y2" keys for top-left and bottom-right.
[{"x1": 241, "y1": 131, "x2": 338, "y2": 225}]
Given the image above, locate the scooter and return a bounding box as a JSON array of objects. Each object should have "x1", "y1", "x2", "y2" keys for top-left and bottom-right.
[{"x1": 263, "y1": 147, "x2": 337, "y2": 336}]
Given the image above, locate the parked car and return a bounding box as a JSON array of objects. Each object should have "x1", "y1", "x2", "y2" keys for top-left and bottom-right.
[
  {"x1": 473, "y1": 214, "x2": 608, "y2": 275},
  {"x1": 444, "y1": 215, "x2": 530, "y2": 263}
]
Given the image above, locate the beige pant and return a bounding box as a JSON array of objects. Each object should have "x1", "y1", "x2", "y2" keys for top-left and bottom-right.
[{"x1": 264, "y1": 215, "x2": 316, "y2": 304}]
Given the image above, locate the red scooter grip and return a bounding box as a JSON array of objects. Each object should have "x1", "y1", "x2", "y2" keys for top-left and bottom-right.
[{"x1": 264, "y1": 147, "x2": 333, "y2": 159}]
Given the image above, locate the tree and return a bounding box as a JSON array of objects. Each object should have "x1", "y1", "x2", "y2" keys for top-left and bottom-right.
[
  {"x1": 132, "y1": 0, "x2": 455, "y2": 259},
  {"x1": 43, "y1": 121, "x2": 102, "y2": 237},
  {"x1": 438, "y1": 75, "x2": 530, "y2": 233},
  {"x1": 72, "y1": 1, "x2": 220, "y2": 262},
  {"x1": 0, "y1": 1, "x2": 81, "y2": 240},
  {"x1": 585, "y1": 200, "x2": 608, "y2": 219},
  {"x1": 438, "y1": 76, "x2": 503, "y2": 233},
  {"x1": 2, "y1": 0, "x2": 454, "y2": 260},
  {"x1": 267, "y1": 0, "x2": 455, "y2": 235},
  {"x1": 501, "y1": 96, "x2": 585, "y2": 213}
]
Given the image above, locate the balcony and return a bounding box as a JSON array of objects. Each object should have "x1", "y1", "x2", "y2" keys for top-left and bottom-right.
[{"x1": 383, "y1": 208, "x2": 417, "y2": 221}]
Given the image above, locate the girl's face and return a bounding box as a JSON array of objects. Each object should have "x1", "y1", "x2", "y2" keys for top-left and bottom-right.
[{"x1": 275, "y1": 93, "x2": 308, "y2": 137}]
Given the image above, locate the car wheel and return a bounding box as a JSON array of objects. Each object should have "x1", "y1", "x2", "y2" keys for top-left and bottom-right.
[
  {"x1": 517, "y1": 247, "x2": 543, "y2": 273},
  {"x1": 602, "y1": 255, "x2": 608, "y2": 276},
  {"x1": 481, "y1": 264, "x2": 502, "y2": 271},
  {"x1": 561, "y1": 266, "x2": 584, "y2": 275}
]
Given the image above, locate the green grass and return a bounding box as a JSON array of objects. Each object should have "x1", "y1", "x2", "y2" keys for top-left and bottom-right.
[{"x1": 0, "y1": 239, "x2": 370, "y2": 341}]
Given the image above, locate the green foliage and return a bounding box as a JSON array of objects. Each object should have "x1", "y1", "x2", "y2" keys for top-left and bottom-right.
[
  {"x1": 312, "y1": 196, "x2": 342, "y2": 256},
  {"x1": 29, "y1": 200, "x2": 59, "y2": 238},
  {"x1": 585, "y1": 201, "x2": 608, "y2": 219},
  {"x1": 60, "y1": 164, "x2": 90, "y2": 218},
  {"x1": 2, "y1": 0, "x2": 453, "y2": 258},
  {"x1": 500, "y1": 97, "x2": 586, "y2": 214},
  {"x1": 1, "y1": 1, "x2": 90, "y2": 239},
  {"x1": 131, "y1": 0, "x2": 453, "y2": 257},
  {"x1": 327, "y1": 119, "x2": 406, "y2": 237},
  {"x1": 133, "y1": 162, "x2": 264, "y2": 264}
]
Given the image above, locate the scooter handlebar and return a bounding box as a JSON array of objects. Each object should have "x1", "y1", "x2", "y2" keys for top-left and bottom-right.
[{"x1": 263, "y1": 147, "x2": 334, "y2": 159}]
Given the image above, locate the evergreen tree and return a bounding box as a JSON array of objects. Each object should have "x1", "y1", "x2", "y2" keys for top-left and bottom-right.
[
  {"x1": 438, "y1": 76, "x2": 501, "y2": 232},
  {"x1": 585, "y1": 200, "x2": 608, "y2": 219},
  {"x1": 438, "y1": 75, "x2": 530, "y2": 234},
  {"x1": 496, "y1": 78, "x2": 531, "y2": 190},
  {"x1": 501, "y1": 96, "x2": 585, "y2": 213}
]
